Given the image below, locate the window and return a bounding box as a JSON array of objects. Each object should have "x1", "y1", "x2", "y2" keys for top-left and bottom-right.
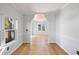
[
  {"x1": 37, "y1": 23, "x2": 45, "y2": 31},
  {"x1": 5, "y1": 30, "x2": 15, "y2": 43},
  {"x1": 4, "y1": 16, "x2": 15, "y2": 43},
  {"x1": 5, "y1": 17, "x2": 14, "y2": 29}
]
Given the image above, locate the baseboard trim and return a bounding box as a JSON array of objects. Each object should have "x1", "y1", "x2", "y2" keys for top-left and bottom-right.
[
  {"x1": 23, "y1": 41, "x2": 30, "y2": 43},
  {"x1": 48, "y1": 41, "x2": 55, "y2": 43},
  {"x1": 56, "y1": 41, "x2": 70, "y2": 55},
  {"x1": 10, "y1": 42, "x2": 23, "y2": 55}
]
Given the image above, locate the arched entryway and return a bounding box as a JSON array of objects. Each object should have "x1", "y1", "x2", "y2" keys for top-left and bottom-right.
[{"x1": 30, "y1": 14, "x2": 49, "y2": 54}]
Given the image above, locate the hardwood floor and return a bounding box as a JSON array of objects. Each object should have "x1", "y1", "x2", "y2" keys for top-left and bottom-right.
[{"x1": 12, "y1": 35, "x2": 68, "y2": 55}]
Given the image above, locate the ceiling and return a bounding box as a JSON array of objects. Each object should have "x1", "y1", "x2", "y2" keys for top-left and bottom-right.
[{"x1": 12, "y1": 3, "x2": 69, "y2": 15}]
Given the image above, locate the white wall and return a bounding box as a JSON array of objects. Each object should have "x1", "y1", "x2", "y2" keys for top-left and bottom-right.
[
  {"x1": 56, "y1": 3, "x2": 79, "y2": 55},
  {"x1": 0, "y1": 4, "x2": 23, "y2": 54},
  {"x1": 23, "y1": 14, "x2": 34, "y2": 43},
  {"x1": 0, "y1": 16, "x2": 1, "y2": 46},
  {"x1": 45, "y1": 13, "x2": 56, "y2": 43}
]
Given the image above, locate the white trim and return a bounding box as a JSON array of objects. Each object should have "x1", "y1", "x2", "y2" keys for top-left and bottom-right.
[
  {"x1": 55, "y1": 41, "x2": 70, "y2": 55},
  {"x1": 0, "y1": 40, "x2": 23, "y2": 55},
  {"x1": 23, "y1": 41, "x2": 30, "y2": 43},
  {"x1": 48, "y1": 40, "x2": 55, "y2": 43},
  {"x1": 0, "y1": 46, "x2": 7, "y2": 55},
  {"x1": 9, "y1": 41, "x2": 23, "y2": 55}
]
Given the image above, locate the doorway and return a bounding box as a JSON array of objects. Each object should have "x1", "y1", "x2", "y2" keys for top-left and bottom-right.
[
  {"x1": 31, "y1": 14, "x2": 48, "y2": 43},
  {"x1": 29, "y1": 14, "x2": 49, "y2": 54}
]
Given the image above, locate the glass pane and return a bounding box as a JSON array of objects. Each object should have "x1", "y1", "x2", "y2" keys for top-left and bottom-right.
[
  {"x1": 38, "y1": 24, "x2": 41, "y2": 31},
  {"x1": 42, "y1": 24, "x2": 45, "y2": 31},
  {"x1": 5, "y1": 17, "x2": 14, "y2": 29},
  {"x1": 5, "y1": 30, "x2": 15, "y2": 43}
]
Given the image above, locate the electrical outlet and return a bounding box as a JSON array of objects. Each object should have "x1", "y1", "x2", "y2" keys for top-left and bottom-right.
[
  {"x1": 26, "y1": 29, "x2": 28, "y2": 31},
  {"x1": 76, "y1": 50, "x2": 79, "y2": 55},
  {"x1": 7, "y1": 47, "x2": 10, "y2": 51}
]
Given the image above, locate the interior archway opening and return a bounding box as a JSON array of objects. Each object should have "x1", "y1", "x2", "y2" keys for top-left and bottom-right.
[{"x1": 31, "y1": 14, "x2": 49, "y2": 46}]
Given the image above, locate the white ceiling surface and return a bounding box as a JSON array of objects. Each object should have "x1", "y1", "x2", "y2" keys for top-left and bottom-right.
[{"x1": 12, "y1": 3, "x2": 68, "y2": 15}]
